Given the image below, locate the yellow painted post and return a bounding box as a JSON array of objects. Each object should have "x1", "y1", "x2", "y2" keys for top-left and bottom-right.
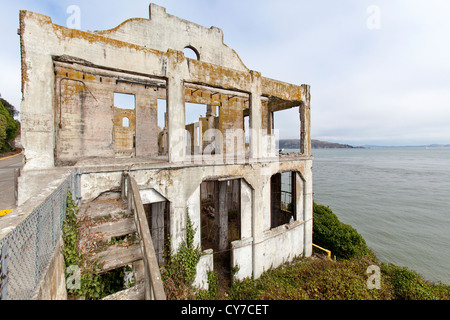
[{"x1": 312, "y1": 244, "x2": 332, "y2": 261}]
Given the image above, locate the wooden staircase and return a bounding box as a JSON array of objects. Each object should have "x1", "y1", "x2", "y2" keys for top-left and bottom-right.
[{"x1": 78, "y1": 192, "x2": 146, "y2": 300}]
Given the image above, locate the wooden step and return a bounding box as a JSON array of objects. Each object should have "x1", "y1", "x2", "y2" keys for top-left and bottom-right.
[
  {"x1": 79, "y1": 196, "x2": 129, "y2": 221},
  {"x1": 90, "y1": 244, "x2": 143, "y2": 273},
  {"x1": 82, "y1": 217, "x2": 137, "y2": 242},
  {"x1": 102, "y1": 283, "x2": 145, "y2": 300}
]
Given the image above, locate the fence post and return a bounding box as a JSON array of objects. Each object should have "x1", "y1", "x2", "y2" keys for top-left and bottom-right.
[
  {"x1": 75, "y1": 169, "x2": 82, "y2": 206},
  {"x1": 14, "y1": 168, "x2": 20, "y2": 205},
  {"x1": 35, "y1": 207, "x2": 42, "y2": 283},
  {"x1": 1, "y1": 244, "x2": 8, "y2": 300}
]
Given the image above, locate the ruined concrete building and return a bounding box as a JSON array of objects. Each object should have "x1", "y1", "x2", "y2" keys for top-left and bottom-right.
[{"x1": 18, "y1": 4, "x2": 313, "y2": 288}]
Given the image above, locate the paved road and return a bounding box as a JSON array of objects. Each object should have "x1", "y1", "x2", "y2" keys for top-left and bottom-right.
[{"x1": 0, "y1": 154, "x2": 23, "y2": 214}]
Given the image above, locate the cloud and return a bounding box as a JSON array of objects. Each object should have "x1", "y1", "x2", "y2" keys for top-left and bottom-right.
[{"x1": 1, "y1": 0, "x2": 449, "y2": 145}]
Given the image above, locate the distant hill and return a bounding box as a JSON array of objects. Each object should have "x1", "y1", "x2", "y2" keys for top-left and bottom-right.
[
  {"x1": 279, "y1": 139, "x2": 363, "y2": 149},
  {"x1": 311, "y1": 140, "x2": 363, "y2": 149}
]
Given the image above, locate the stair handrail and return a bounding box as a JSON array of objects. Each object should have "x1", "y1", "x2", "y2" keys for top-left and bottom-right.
[{"x1": 123, "y1": 172, "x2": 166, "y2": 300}]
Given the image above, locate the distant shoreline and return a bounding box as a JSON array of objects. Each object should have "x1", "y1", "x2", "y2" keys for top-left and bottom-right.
[
  {"x1": 279, "y1": 139, "x2": 450, "y2": 150},
  {"x1": 364, "y1": 144, "x2": 450, "y2": 149},
  {"x1": 279, "y1": 139, "x2": 364, "y2": 149}
]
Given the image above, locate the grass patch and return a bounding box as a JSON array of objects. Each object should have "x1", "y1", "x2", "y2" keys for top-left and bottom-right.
[
  {"x1": 228, "y1": 257, "x2": 450, "y2": 300},
  {"x1": 229, "y1": 257, "x2": 394, "y2": 300}
]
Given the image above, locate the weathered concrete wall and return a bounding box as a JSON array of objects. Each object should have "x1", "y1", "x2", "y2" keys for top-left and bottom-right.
[
  {"x1": 20, "y1": 10, "x2": 165, "y2": 170},
  {"x1": 20, "y1": 6, "x2": 310, "y2": 170},
  {"x1": 32, "y1": 238, "x2": 67, "y2": 300},
  {"x1": 231, "y1": 237, "x2": 253, "y2": 281},
  {"x1": 194, "y1": 249, "x2": 213, "y2": 290},
  {"x1": 54, "y1": 60, "x2": 160, "y2": 165},
  {"x1": 94, "y1": 4, "x2": 249, "y2": 73},
  {"x1": 78, "y1": 157, "x2": 313, "y2": 280},
  {"x1": 18, "y1": 3, "x2": 313, "y2": 288},
  {"x1": 253, "y1": 222, "x2": 305, "y2": 279}
]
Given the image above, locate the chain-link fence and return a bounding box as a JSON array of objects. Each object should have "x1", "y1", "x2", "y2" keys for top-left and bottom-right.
[{"x1": 0, "y1": 171, "x2": 81, "y2": 300}]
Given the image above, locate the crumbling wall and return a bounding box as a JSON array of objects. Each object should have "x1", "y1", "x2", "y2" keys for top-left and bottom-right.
[
  {"x1": 54, "y1": 59, "x2": 161, "y2": 165},
  {"x1": 93, "y1": 4, "x2": 249, "y2": 73},
  {"x1": 19, "y1": 3, "x2": 313, "y2": 286}
]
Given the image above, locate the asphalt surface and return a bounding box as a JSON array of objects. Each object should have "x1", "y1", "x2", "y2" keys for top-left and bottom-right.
[{"x1": 0, "y1": 154, "x2": 23, "y2": 213}]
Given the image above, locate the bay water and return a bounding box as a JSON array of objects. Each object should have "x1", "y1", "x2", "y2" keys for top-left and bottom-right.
[{"x1": 307, "y1": 147, "x2": 450, "y2": 285}]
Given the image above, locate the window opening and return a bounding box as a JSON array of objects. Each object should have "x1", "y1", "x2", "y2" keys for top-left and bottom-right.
[
  {"x1": 185, "y1": 103, "x2": 208, "y2": 155},
  {"x1": 114, "y1": 93, "x2": 136, "y2": 110},
  {"x1": 158, "y1": 99, "x2": 168, "y2": 155},
  {"x1": 271, "y1": 172, "x2": 296, "y2": 229},
  {"x1": 183, "y1": 46, "x2": 200, "y2": 60},
  {"x1": 273, "y1": 106, "x2": 300, "y2": 153}
]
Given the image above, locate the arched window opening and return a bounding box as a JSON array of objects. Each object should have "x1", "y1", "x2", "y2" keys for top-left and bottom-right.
[{"x1": 183, "y1": 46, "x2": 200, "y2": 60}]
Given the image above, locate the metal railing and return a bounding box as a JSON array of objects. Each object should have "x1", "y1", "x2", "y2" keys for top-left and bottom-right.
[
  {"x1": 312, "y1": 243, "x2": 334, "y2": 261},
  {"x1": 122, "y1": 172, "x2": 166, "y2": 300},
  {"x1": 0, "y1": 171, "x2": 80, "y2": 300}
]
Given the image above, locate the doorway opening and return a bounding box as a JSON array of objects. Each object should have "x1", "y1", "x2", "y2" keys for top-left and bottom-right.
[
  {"x1": 143, "y1": 200, "x2": 171, "y2": 265},
  {"x1": 200, "y1": 179, "x2": 241, "y2": 288}
]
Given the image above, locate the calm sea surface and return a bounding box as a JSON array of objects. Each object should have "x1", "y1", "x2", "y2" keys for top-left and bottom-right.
[{"x1": 308, "y1": 147, "x2": 450, "y2": 285}]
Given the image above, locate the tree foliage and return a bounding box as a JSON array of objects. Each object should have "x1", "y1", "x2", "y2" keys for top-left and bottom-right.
[
  {"x1": 0, "y1": 98, "x2": 20, "y2": 152},
  {"x1": 0, "y1": 115, "x2": 6, "y2": 144},
  {"x1": 0, "y1": 98, "x2": 19, "y2": 118}
]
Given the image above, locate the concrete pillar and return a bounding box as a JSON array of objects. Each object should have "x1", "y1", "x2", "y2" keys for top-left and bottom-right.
[
  {"x1": 300, "y1": 85, "x2": 311, "y2": 156},
  {"x1": 240, "y1": 179, "x2": 252, "y2": 239},
  {"x1": 214, "y1": 181, "x2": 228, "y2": 251},
  {"x1": 295, "y1": 172, "x2": 305, "y2": 222},
  {"x1": 136, "y1": 92, "x2": 158, "y2": 157},
  {"x1": 167, "y1": 74, "x2": 186, "y2": 163},
  {"x1": 151, "y1": 202, "x2": 165, "y2": 264},
  {"x1": 249, "y1": 71, "x2": 263, "y2": 160},
  {"x1": 303, "y1": 161, "x2": 314, "y2": 257}
]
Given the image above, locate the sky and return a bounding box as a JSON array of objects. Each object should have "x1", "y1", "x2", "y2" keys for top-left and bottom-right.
[{"x1": 1, "y1": 0, "x2": 449, "y2": 146}]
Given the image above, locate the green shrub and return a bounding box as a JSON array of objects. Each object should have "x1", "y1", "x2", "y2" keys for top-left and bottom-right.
[
  {"x1": 382, "y1": 264, "x2": 450, "y2": 300},
  {"x1": 313, "y1": 203, "x2": 375, "y2": 260},
  {"x1": 161, "y1": 214, "x2": 202, "y2": 300},
  {"x1": 195, "y1": 271, "x2": 219, "y2": 300}
]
